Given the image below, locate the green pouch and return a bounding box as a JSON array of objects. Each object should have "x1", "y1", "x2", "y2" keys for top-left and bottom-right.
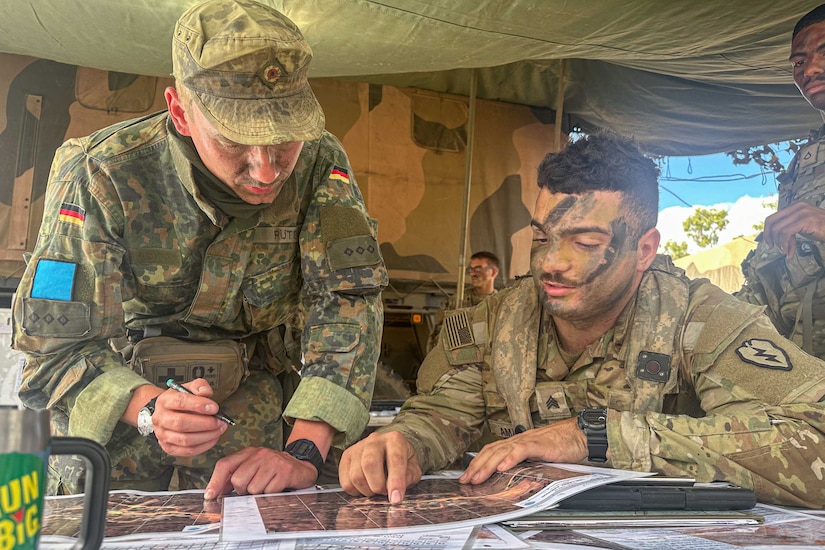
[{"x1": 130, "y1": 336, "x2": 249, "y2": 403}]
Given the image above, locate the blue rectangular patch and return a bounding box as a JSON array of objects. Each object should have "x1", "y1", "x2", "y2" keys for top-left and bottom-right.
[{"x1": 31, "y1": 259, "x2": 76, "y2": 301}]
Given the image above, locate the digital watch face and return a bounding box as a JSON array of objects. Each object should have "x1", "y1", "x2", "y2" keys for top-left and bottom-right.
[{"x1": 581, "y1": 410, "x2": 606, "y2": 427}]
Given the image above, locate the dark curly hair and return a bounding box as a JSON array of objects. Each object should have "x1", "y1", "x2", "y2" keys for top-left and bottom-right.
[
  {"x1": 536, "y1": 132, "x2": 659, "y2": 242},
  {"x1": 793, "y1": 4, "x2": 825, "y2": 41}
]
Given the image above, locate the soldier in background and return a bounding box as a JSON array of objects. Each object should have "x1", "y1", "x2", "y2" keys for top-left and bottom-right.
[
  {"x1": 736, "y1": 4, "x2": 825, "y2": 359},
  {"x1": 339, "y1": 132, "x2": 825, "y2": 509},
  {"x1": 426, "y1": 251, "x2": 500, "y2": 353},
  {"x1": 11, "y1": 0, "x2": 386, "y2": 498}
]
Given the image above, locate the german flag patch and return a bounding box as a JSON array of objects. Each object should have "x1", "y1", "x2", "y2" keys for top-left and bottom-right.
[
  {"x1": 58, "y1": 203, "x2": 85, "y2": 226},
  {"x1": 329, "y1": 166, "x2": 350, "y2": 184}
]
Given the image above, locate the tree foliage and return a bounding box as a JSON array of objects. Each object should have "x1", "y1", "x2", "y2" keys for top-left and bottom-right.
[
  {"x1": 752, "y1": 197, "x2": 779, "y2": 232},
  {"x1": 663, "y1": 240, "x2": 689, "y2": 260},
  {"x1": 682, "y1": 207, "x2": 729, "y2": 248},
  {"x1": 726, "y1": 138, "x2": 808, "y2": 173}
]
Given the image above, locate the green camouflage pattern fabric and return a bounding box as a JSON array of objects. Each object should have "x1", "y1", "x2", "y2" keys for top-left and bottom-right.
[
  {"x1": 426, "y1": 288, "x2": 497, "y2": 353},
  {"x1": 380, "y1": 256, "x2": 825, "y2": 508},
  {"x1": 172, "y1": 0, "x2": 325, "y2": 145},
  {"x1": 46, "y1": 370, "x2": 283, "y2": 493},
  {"x1": 736, "y1": 125, "x2": 825, "y2": 359},
  {"x1": 12, "y1": 110, "x2": 387, "y2": 491}
]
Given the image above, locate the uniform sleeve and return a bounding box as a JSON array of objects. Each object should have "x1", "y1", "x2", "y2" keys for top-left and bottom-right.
[
  {"x1": 11, "y1": 140, "x2": 149, "y2": 445},
  {"x1": 378, "y1": 341, "x2": 488, "y2": 473},
  {"x1": 283, "y1": 135, "x2": 388, "y2": 447},
  {"x1": 733, "y1": 246, "x2": 767, "y2": 306},
  {"x1": 608, "y1": 292, "x2": 825, "y2": 508}
]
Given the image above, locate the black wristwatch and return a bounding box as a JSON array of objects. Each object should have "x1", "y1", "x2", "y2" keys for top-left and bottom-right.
[
  {"x1": 577, "y1": 408, "x2": 608, "y2": 463},
  {"x1": 285, "y1": 439, "x2": 325, "y2": 475},
  {"x1": 137, "y1": 397, "x2": 158, "y2": 437}
]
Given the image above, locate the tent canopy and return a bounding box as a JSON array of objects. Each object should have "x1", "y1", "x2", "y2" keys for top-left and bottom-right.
[{"x1": 1, "y1": 0, "x2": 823, "y2": 156}]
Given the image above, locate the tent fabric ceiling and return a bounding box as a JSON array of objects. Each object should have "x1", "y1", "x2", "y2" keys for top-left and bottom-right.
[{"x1": 1, "y1": 0, "x2": 823, "y2": 155}]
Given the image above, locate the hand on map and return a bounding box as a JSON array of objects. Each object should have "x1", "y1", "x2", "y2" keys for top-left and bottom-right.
[
  {"x1": 339, "y1": 431, "x2": 422, "y2": 505},
  {"x1": 458, "y1": 417, "x2": 588, "y2": 485},
  {"x1": 762, "y1": 202, "x2": 825, "y2": 259},
  {"x1": 151, "y1": 379, "x2": 228, "y2": 457},
  {"x1": 203, "y1": 446, "x2": 319, "y2": 499}
]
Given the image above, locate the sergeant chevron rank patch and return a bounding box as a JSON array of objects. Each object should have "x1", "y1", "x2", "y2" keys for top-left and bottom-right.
[{"x1": 735, "y1": 338, "x2": 792, "y2": 371}]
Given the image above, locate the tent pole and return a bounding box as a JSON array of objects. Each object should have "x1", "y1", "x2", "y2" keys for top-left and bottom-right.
[
  {"x1": 456, "y1": 69, "x2": 478, "y2": 306},
  {"x1": 554, "y1": 59, "x2": 566, "y2": 151}
]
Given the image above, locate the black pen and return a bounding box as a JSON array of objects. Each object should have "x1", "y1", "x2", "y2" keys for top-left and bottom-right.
[{"x1": 166, "y1": 378, "x2": 236, "y2": 426}]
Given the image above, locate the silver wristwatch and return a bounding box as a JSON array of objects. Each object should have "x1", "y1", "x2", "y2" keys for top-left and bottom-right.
[{"x1": 137, "y1": 397, "x2": 158, "y2": 437}]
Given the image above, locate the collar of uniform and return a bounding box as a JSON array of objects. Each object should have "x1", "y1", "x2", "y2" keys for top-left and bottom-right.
[
  {"x1": 166, "y1": 116, "x2": 228, "y2": 226},
  {"x1": 538, "y1": 306, "x2": 610, "y2": 379}
]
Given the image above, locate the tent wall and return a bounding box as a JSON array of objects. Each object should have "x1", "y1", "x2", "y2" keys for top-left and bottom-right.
[
  {"x1": 0, "y1": 53, "x2": 558, "y2": 291},
  {"x1": 1, "y1": 1, "x2": 820, "y2": 156}
]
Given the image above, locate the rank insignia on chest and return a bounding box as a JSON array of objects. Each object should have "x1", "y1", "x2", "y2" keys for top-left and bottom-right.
[{"x1": 636, "y1": 351, "x2": 671, "y2": 383}]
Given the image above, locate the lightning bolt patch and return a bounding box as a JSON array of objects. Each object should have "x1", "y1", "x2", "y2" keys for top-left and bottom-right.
[{"x1": 735, "y1": 338, "x2": 792, "y2": 371}]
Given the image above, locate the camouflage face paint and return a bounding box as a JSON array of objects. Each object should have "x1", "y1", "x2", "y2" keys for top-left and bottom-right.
[
  {"x1": 544, "y1": 195, "x2": 578, "y2": 227},
  {"x1": 530, "y1": 189, "x2": 641, "y2": 324},
  {"x1": 579, "y1": 218, "x2": 629, "y2": 286}
]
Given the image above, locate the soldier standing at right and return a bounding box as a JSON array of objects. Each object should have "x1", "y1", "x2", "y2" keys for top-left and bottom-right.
[{"x1": 737, "y1": 4, "x2": 825, "y2": 359}]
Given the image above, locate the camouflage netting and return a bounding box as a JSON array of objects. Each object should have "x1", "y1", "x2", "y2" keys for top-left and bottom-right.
[{"x1": 0, "y1": 0, "x2": 822, "y2": 155}]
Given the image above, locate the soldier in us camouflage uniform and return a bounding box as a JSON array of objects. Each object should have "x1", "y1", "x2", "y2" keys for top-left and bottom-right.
[
  {"x1": 11, "y1": 0, "x2": 387, "y2": 497},
  {"x1": 736, "y1": 4, "x2": 825, "y2": 360},
  {"x1": 426, "y1": 251, "x2": 500, "y2": 353},
  {"x1": 339, "y1": 132, "x2": 825, "y2": 509}
]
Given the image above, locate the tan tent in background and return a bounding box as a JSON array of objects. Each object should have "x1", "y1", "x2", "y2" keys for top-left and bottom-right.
[
  {"x1": 673, "y1": 235, "x2": 759, "y2": 294},
  {"x1": 0, "y1": 1, "x2": 821, "y2": 157}
]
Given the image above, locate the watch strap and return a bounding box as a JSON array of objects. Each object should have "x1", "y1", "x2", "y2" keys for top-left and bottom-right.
[
  {"x1": 578, "y1": 408, "x2": 608, "y2": 463},
  {"x1": 285, "y1": 438, "x2": 325, "y2": 475}
]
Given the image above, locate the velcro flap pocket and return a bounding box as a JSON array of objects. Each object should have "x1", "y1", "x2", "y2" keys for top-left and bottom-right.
[
  {"x1": 21, "y1": 297, "x2": 90, "y2": 338},
  {"x1": 306, "y1": 323, "x2": 360, "y2": 353},
  {"x1": 327, "y1": 235, "x2": 382, "y2": 270}
]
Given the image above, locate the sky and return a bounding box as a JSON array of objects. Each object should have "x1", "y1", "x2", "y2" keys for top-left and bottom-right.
[{"x1": 654, "y1": 145, "x2": 795, "y2": 255}]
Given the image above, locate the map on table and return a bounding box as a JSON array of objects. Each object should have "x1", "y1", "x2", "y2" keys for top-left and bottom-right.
[{"x1": 222, "y1": 463, "x2": 649, "y2": 541}]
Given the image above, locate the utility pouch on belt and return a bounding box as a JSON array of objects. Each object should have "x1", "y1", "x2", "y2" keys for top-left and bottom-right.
[{"x1": 130, "y1": 336, "x2": 249, "y2": 403}]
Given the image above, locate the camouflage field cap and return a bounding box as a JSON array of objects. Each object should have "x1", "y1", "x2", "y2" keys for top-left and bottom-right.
[{"x1": 172, "y1": 0, "x2": 325, "y2": 145}]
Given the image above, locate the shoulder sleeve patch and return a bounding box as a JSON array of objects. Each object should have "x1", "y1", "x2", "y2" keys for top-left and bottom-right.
[
  {"x1": 444, "y1": 310, "x2": 476, "y2": 349},
  {"x1": 320, "y1": 205, "x2": 382, "y2": 270},
  {"x1": 690, "y1": 292, "x2": 765, "y2": 355},
  {"x1": 21, "y1": 297, "x2": 90, "y2": 337},
  {"x1": 329, "y1": 166, "x2": 350, "y2": 184},
  {"x1": 735, "y1": 339, "x2": 792, "y2": 371},
  {"x1": 326, "y1": 235, "x2": 381, "y2": 270},
  {"x1": 32, "y1": 259, "x2": 76, "y2": 301},
  {"x1": 320, "y1": 205, "x2": 370, "y2": 240},
  {"x1": 58, "y1": 203, "x2": 85, "y2": 227}
]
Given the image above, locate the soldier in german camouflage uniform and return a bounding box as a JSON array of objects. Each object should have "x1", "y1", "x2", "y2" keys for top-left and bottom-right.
[
  {"x1": 340, "y1": 132, "x2": 825, "y2": 509},
  {"x1": 736, "y1": 4, "x2": 825, "y2": 360},
  {"x1": 11, "y1": 0, "x2": 387, "y2": 498},
  {"x1": 426, "y1": 251, "x2": 500, "y2": 353}
]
